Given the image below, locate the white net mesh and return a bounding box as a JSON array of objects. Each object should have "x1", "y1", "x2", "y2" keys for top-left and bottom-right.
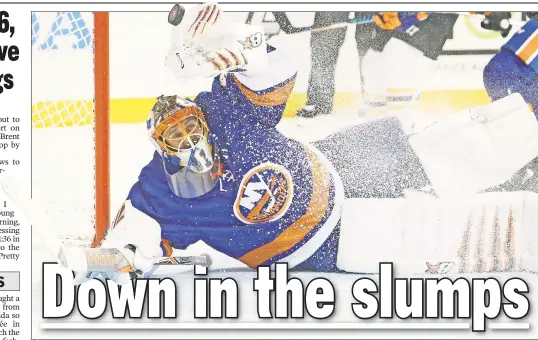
[
  {"x1": 31, "y1": 12, "x2": 96, "y2": 245},
  {"x1": 32, "y1": 12, "x2": 95, "y2": 128}
]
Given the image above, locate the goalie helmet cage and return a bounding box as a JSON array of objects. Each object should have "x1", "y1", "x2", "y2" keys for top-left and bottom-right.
[{"x1": 31, "y1": 12, "x2": 110, "y2": 247}]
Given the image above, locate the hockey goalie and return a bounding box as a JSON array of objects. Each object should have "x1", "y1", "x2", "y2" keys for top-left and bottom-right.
[{"x1": 73, "y1": 5, "x2": 538, "y2": 284}]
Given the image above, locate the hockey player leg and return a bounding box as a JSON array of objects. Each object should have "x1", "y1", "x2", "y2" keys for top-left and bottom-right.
[
  {"x1": 381, "y1": 38, "x2": 431, "y2": 114},
  {"x1": 313, "y1": 116, "x2": 430, "y2": 199},
  {"x1": 360, "y1": 48, "x2": 389, "y2": 115},
  {"x1": 298, "y1": 12, "x2": 348, "y2": 118},
  {"x1": 336, "y1": 192, "x2": 538, "y2": 275}
]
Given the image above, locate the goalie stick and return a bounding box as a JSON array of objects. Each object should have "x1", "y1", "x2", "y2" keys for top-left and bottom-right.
[{"x1": 1, "y1": 176, "x2": 211, "y2": 276}]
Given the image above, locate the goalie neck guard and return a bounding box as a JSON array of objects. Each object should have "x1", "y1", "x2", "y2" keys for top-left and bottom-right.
[{"x1": 147, "y1": 95, "x2": 219, "y2": 198}]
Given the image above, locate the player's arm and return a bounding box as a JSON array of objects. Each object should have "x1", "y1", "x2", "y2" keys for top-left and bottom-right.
[
  {"x1": 226, "y1": 45, "x2": 298, "y2": 124},
  {"x1": 199, "y1": 44, "x2": 297, "y2": 127},
  {"x1": 191, "y1": 45, "x2": 298, "y2": 179}
]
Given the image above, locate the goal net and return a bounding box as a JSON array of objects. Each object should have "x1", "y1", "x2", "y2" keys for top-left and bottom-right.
[{"x1": 31, "y1": 12, "x2": 109, "y2": 247}]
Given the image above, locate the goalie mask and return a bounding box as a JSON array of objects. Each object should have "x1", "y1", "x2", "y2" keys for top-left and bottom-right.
[{"x1": 148, "y1": 95, "x2": 219, "y2": 198}]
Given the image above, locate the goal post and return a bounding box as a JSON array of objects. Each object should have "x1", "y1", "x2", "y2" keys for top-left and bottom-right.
[{"x1": 93, "y1": 12, "x2": 110, "y2": 247}]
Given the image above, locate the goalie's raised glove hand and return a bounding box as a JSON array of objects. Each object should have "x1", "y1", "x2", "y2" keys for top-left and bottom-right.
[
  {"x1": 73, "y1": 201, "x2": 163, "y2": 285},
  {"x1": 373, "y1": 12, "x2": 429, "y2": 32},
  {"x1": 165, "y1": 2, "x2": 269, "y2": 82},
  {"x1": 479, "y1": 12, "x2": 512, "y2": 38}
]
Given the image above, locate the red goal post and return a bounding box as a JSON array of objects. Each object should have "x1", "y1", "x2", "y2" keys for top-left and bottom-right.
[{"x1": 93, "y1": 12, "x2": 110, "y2": 247}]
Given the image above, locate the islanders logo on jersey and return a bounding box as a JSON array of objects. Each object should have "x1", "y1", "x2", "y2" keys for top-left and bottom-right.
[{"x1": 234, "y1": 163, "x2": 294, "y2": 224}]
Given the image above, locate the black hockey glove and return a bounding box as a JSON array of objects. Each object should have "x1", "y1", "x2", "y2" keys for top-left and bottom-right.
[{"x1": 480, "y1": 12, "x2": 512, "y2": 38}]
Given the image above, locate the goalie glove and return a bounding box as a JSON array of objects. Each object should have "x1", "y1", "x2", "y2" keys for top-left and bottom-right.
[
  {"x1": 165, "y1": 2, "x2": 268, "y2": 82},
  {"x1": 73, "y1": 201, "x2": 163, "y2": 285},
  {"x1": 373, "y1": 12, "x2": 429, "y2": 32}
]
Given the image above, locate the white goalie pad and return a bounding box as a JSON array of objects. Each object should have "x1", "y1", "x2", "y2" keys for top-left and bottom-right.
[
  {"x1": 408, "y1": 93, "x2": 538, "y2": 197},
  {"x1": 336, "y1": 192, "x2": 538, "y2": 275}
]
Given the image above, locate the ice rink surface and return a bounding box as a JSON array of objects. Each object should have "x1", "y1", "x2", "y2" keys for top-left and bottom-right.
[{"x1": 31, "y1": 110, "x2": 538, "y2": 339}]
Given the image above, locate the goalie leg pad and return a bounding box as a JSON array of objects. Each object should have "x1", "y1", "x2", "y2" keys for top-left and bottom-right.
[
  {"x1": 336, "y1": 192, "x2": 538, "y2": 274},
  {"x1": 408, "y1": 93, "x2": 538, "y2": 197}
]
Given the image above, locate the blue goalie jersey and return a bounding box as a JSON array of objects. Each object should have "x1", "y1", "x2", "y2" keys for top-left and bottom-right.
[{"x1": 125, "y1": 46, "x2": 344, "y2": 269}]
